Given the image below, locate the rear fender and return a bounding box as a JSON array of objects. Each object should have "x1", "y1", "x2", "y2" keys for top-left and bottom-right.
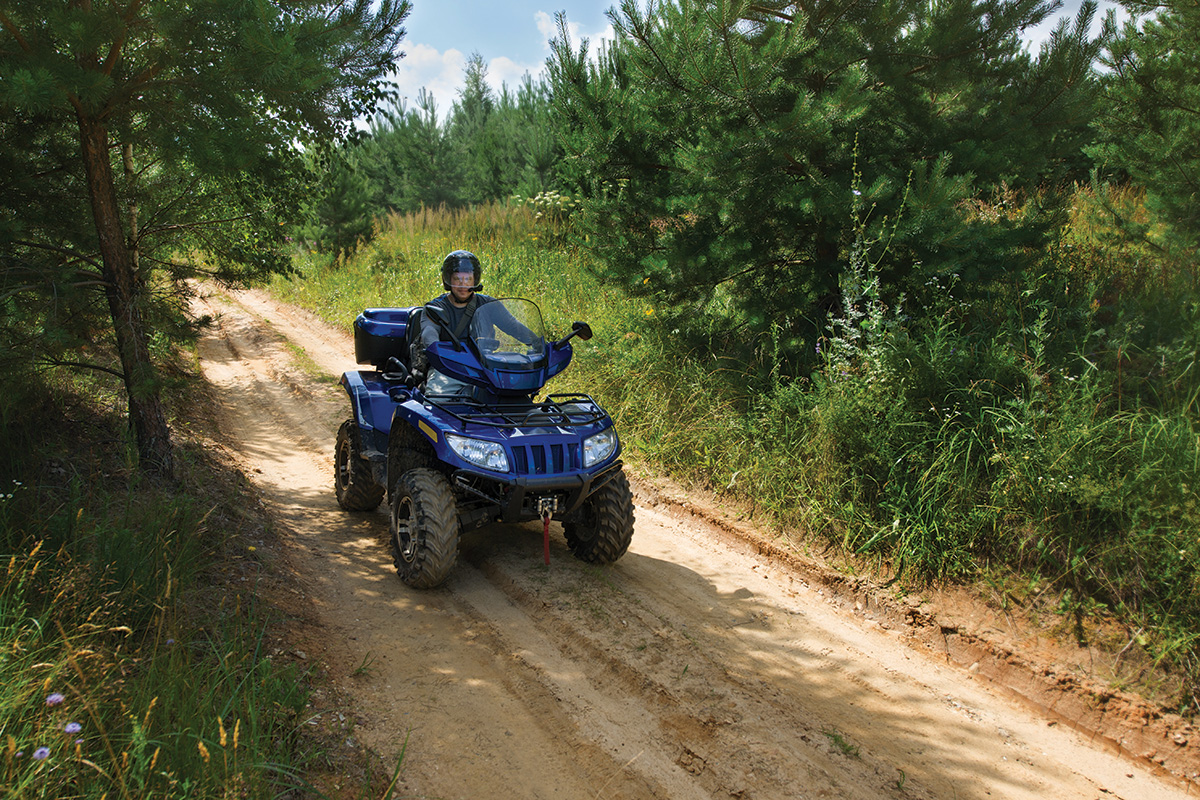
[{"x1": 340, "y1": 371, "x2": 393, "y2": 456}]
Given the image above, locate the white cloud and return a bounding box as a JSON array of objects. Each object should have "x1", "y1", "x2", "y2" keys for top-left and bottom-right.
[
  {"x1": 389, "y1": 44, "x2": 528, "y2": 114},
  {"x1": 387, "y1": 12, "x2": 619, "y2": 115},
  {"x1": 535, "y1": 10, "x2": 559, "y2": 43},
  {"x1": 486, "y1": 56, "x2": 544, "y2": 98},
  {"x1": 535, "y1": 10, "x2": 616, "y2": 60},
  {"x1": 384, "y1": 43, "x2": 466, "y2": 117}
]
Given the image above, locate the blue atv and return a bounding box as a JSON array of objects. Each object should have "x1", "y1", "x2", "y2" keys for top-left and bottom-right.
[{"x1": 336, "y1": 297, "x2": 635, "y2": 588}]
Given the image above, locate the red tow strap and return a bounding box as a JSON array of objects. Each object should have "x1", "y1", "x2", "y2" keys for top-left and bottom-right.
[{"x1": 542, "y1": 512, "x2": 551, "y2": 565}]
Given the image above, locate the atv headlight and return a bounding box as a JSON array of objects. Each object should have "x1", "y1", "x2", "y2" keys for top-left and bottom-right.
[
  {"x1": 582, "y1": 428, "x2": 617, "y2": 467},
  {"x1": 446, "y1": 433, "x2": 509, "y2": 472}
]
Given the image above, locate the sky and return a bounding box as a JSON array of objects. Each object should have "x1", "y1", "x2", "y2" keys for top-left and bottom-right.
[
  {"x1": 388, "y1": 1, "x2": 1120, "y2": 117},
  {"x1": 389, "y1": 2, "x2": 621, "y2": 114}
]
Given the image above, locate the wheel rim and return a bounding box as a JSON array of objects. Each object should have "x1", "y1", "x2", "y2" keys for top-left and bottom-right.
[{"x1": 393, "y1": 496, "x2": 418, "y2": 563}]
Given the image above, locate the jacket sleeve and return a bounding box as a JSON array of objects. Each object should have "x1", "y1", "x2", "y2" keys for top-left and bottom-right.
[
  {"x1": 498, "y1": 311, "x2": 540, "y2": 346},
  {"x1": 420, "y1": 297, "x2": 447, "y2": 348}
]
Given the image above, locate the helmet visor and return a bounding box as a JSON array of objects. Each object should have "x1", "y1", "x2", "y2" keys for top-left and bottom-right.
[{"x1": 449, "y1": 271, "x2": 479, "y2": 291}]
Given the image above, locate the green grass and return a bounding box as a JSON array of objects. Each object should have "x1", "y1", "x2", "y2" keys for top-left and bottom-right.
[
  {"x1": 821, "y1": 728, "x2": 861, "y2": 758},
  {"x1": 284, "y1": 340, "x2": 340, "y2": 385},
  {"x1": 0, "y1": 366, "x2": 371, "y2": 797}
]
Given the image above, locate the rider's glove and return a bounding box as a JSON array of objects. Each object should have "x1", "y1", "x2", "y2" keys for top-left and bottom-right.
[{"x1": 410, "y1": 344, "x2": 428, "y2": 374}]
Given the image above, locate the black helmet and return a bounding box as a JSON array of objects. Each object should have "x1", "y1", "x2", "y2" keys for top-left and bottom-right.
[{"x1": 441, "y1": 250, "x2": 482, "y2": 291}]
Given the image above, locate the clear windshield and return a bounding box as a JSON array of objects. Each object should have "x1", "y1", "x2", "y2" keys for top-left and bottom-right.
[{"x1": 471, "y1": 298, "x2": 546, "y2": 372}]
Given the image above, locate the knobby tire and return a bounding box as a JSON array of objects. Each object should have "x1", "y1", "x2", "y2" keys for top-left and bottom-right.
[
  {"x1": 335, "y1": 419, "x2": 385, "y2": 511},
  {"x1": 563, "y1": 469, "x2": 635, "y2": 564},
  {"x1": 391, "y1": 468, "x2": 460, "y2": 589}
]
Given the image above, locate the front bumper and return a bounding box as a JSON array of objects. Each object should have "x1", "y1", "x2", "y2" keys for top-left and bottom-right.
[{"x1": 452, "y1": 459, "x2": 624, "y2": 524}]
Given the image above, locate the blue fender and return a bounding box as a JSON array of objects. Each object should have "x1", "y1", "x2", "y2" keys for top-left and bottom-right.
[{"x1": 340, "y1": 371, "x2": 395, "y2": 456}]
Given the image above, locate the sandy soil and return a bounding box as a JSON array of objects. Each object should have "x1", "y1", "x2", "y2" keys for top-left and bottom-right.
[{"x1": 191, "y1": 285, "x2": 1200, "y2": 800}]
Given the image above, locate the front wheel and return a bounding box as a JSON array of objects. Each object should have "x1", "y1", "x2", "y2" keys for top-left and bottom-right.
[
  {"x1": 563, "y1": 469, "x2": 634, "y2": 564},
  {"x1": 335, "y1": 420, "x2": 384, "y2": 511},
  {"x1": 391, "y1": 468, "x2": 460, "y2": 589}
]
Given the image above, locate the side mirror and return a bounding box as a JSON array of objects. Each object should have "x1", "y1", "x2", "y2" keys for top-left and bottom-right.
[{"x1": 555, "y1": 321, "x2": 593, "y2": 347}]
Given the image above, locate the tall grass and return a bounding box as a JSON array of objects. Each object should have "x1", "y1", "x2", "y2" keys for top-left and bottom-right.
[
  {"x1": 0, "y1": 370, "x2": 314, "y2": 797},
  {"x1": 770, "y1": 187, "x2": 1200, "y2": 710},
  {"x1": 273, "y1": 201, "x2": 595, "y2": 326},
  {"x1": 276, "y1": 193, "x2": 1200, "y2": 715}
]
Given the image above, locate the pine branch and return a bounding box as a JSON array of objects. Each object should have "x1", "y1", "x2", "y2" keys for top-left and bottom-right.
[{"x1": 38, "y1": 357, "x2": 126, "y2": 380}]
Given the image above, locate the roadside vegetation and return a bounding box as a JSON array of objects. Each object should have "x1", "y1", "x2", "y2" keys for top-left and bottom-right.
[
  {"x1": 0, "y1": 366, "x2": 396, "y2": 796},
  {"x1": 1, "y1": 4, "x2": 409, "y2": 793}
]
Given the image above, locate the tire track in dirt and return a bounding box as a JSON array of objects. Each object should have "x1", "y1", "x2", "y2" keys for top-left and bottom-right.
[{"x1": 193, "y1": 285, "x2": 1198, "y2": 800}]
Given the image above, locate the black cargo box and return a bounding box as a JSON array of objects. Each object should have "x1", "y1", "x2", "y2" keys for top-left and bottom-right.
[{"x1": 354, "y1": 307, "x2": 417, "y2": 368}]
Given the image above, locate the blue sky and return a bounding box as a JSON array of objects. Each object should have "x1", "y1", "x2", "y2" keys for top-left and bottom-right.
[
  {"x1": 391, "y1": 2, "x2": 621, "y2": 113},
  {"x1": 389, "y1": 1, "x2": 1118, "y2": 116}
]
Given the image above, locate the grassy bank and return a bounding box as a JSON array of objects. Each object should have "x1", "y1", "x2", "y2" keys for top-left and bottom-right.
[
  {"x1": 274, "y1": 195, "x2": 1200, "y2": 716},
  {"x1": 0, "y1": 363, "x2": 383, "y2": 797}
]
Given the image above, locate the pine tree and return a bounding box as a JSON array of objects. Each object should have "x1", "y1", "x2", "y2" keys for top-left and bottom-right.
[
  {"x1": 347, "y1": 64, "x2": 562, "y2": 216},
  {"x1": 0, "y1": 0, "x2": 409, "y2": 476},
  {"x1": 1092, "y1": 1, "x2": 1200, "y2": 254},
  {"x1": 299, "y1": 147, "x2": 377, "y2": 256},
  {"x1": 451, "y1": 53, "x2": 501, "y2": 202},
  {"x1": 548, "y1": 0, "x2": 1102, "y2": 351},
  {"x1": 513, "y1": 74, "x2": 563, "y2": 197},
  {"x1": 364, "y1": 89, "x2": 464, "y2": 212}
]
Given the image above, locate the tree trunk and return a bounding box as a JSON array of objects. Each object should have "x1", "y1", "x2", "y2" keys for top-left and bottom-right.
[{"x1": 76, "y1": 111, "x2": 175, "y2": 479}]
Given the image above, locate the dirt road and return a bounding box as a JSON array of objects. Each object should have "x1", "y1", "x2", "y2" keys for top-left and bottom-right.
[{"x1": 193, "y1": 286, "x2": 1199, "y2": 800}]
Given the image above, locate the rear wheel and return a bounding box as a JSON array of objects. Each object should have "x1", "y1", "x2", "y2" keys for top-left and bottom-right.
[
  {"x1": 335, "y1": 420, "x2": 384, "y2": 511},
  {"x1": 391, "y1": 468, "x2": 460, "y2": 588},
  {"x1": 563, "y1": 469, "x2": 634, "y2": 564}
]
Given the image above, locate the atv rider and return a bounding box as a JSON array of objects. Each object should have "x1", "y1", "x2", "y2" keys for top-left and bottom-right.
[{"x1": 411, "y1": 250, "x2": 537, "y2": 396}]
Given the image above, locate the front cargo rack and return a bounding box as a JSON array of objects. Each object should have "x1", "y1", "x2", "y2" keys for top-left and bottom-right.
[{"x1": 418, "y1": 392, "x2": 608, "y2": 432}]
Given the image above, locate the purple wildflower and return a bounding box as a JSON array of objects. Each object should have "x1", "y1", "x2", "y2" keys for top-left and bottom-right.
[
  {"x1": 46, "y1": 693, "x2": 65, "y2": 706},
  {"x1": 33, "y1": 747, "x2": 49, "y2": 761},
  {"x1": 64, "y1": 722, "x2": 82, "y2": 734}
]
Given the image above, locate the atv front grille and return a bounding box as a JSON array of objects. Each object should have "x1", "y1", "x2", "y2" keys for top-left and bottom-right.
[{"x1": 510, "y1": 442, "x2": 579, "y2": 476}]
